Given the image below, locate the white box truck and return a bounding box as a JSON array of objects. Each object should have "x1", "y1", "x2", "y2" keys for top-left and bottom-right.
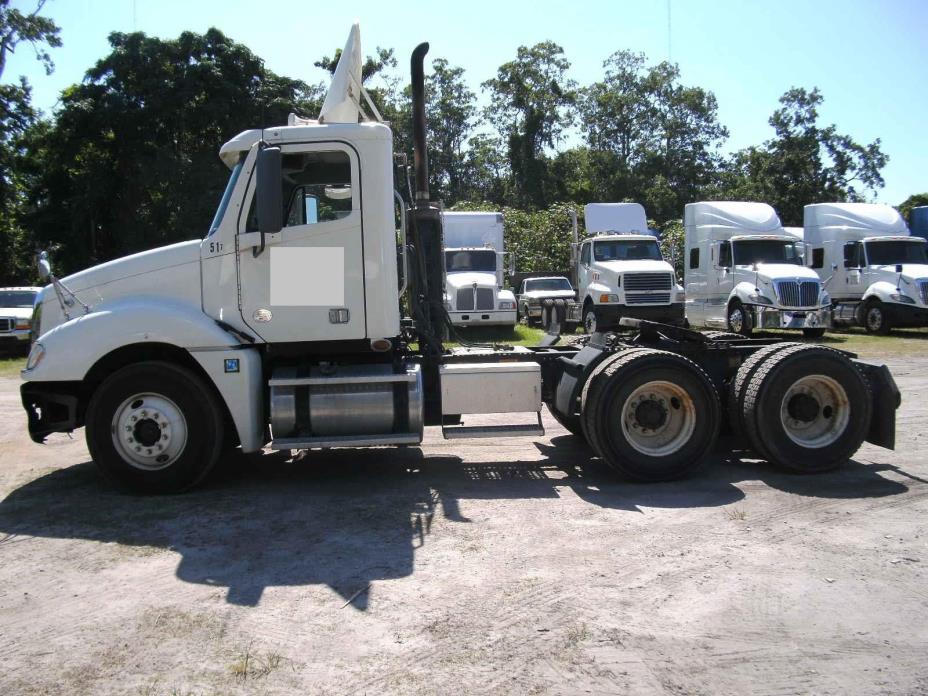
[
  {"x1": 441, "y1": 211, "x2": 516, "y2": 327},
  {"x1": 803, "y1": 202, "x2": 928, "y2": 334},
  {"x1": 684, "y1": 201, "x2": 831, "y2": 338},
  {"x1": 18, "y1": 26, "x2": 898, "y2": 494},
  {"x1": 569, "y1": 203, "x2": 685, "y2": 334}
]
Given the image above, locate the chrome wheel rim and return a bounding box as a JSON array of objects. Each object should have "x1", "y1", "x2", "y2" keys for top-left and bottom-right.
[
  {"x1": 729, "y1": 307, "x2": 744, "y2": 333},
  {"x1": 866, "y1": 306, "x2": 883, "y2": 332},
  {"x1": 779, "y1": 375, "x2": 850, "y2": 448},
  {"x1": 620, "y1": 380, "x2": 696, "y2": 456},
  {"x1": 584, "y1": 310, "x2": 597, "y2": 334},
  {"x1": 111, "y1": 392, "x2": 188, "y2": 471}
]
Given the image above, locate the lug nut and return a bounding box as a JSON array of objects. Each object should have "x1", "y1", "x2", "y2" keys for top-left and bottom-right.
[
  {"x1": 135, "y1": 446, "x2": 141, "y2": 452},
  {"x1": 146, "y1": 449, "x2": 152, "y2": 455},
  {"x1": 131, "y1": 416, "x2": 137, "y2": 422}
]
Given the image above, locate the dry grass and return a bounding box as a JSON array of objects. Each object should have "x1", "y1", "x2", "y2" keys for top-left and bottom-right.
[
  {"x1": 0, "y1": 355, "x2": 26, "y2": 378},
  {"x1": 229, "y1": 643, "x2": 284, "y2": 682},
  {"x1": 725, "y1": 507, "x2": 748, "y2": 521}
]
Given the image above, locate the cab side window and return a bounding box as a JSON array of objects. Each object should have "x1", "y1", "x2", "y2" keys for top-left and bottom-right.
[
  {"x1": 811, "y1": 248, "x2": 824, "y2": 269},
  {"x1": 580, "y1": 243, "x2": 591, "y2": 265},
  {"x1": 689, "y1": 248, "x2": 699, "y2": 269},
  {"x1": 718, "y1": 241, "x2": 732, "y2": 268},
  {"x1": 247, "y1": 150, "x2": 353, "y2": 232},
  {"x1": 843, "y1": 242, "x2": 861, "y2": 268}
]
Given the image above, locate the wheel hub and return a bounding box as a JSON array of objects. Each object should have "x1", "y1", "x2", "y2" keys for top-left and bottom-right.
[
  {"x1": 634, "y1": 399, "x2": 668, "y2": 430},
  {"x1": 730, "y1": 308, "x2": 743, "y2": 332},
  {"x1": 787, "y1": 393, "x2": 820, "y2": 423},
  {"x1": 620, "y1": 381, "x2": 696, "y2": 456},
  {"x1": 111, "y1": 393, "x2": 188, "y2": 471}
]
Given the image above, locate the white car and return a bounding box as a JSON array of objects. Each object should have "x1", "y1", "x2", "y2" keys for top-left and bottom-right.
[
  {"x1": 516, "y1": 276, "x2": 576, "y2": 326},
  {"x1": 0, "y1": 287, "x2": 40, "y2": 352}
]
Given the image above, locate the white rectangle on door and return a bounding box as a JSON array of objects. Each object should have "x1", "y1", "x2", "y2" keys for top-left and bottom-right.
[{"x1": 270, "y1": 247, "x2": 345, "y2": 306}]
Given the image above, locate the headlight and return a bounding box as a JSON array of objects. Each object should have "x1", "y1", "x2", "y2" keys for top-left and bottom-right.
[
  {"x1": 15, "y1": 317, "x2": 31, "y2": 330},
  {"x1": 819, "y1": 291, "x2": 830, "y2": 306},
  {"x1": 498, "y1": 300, "x2": 516, "y2": 310},
  {"x1": 748, "y1": 292, "x2": 773, "y2": 305},
  {"x1": 890, "y1": 293, "x2": 916, "y2": 304},
  {"x1": 674, "y1": 290, "x2": 685, "y2": 302},
  {"x1": 25, "y1": 342, "x2": 45, "y2": 371},
  {"x1": 599, "y1": 294, "x2": 619, "y2": 303}
]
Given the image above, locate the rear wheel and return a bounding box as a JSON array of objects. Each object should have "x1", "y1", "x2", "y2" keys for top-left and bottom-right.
[
  {"x1": 728, "y1": 300, "x2": 753, "y2": 337},
  {"x1": 582, "y1": 303, "x2": 598, "y2": 334},
  {"x1": 86, "y1": 361, "x2": 225, "y2": 494},
  {"x1": 545, "y1": 402, "x2": 584, "y2": 438},
  {"x1": 728, "y1": 342, "x2": 803, "y2": 441},
  {"x1": 863, "y1": 298, "x2": 891, "y2": 335},
  {"x1": 581, "y1": 349, "x2": 721, "y2": 481},
  {"x1": 741, "y1": 345, "x2": 871, "y2": 472}
]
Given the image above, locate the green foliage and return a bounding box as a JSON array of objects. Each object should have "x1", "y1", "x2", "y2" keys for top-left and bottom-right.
[
  {"x1": 0, "y1": 0, "x2": 61, "y2": 79},
  {"x1": 897, "y1": 193, "x2": 928, "y2": 224},
  {"x1": 718, "y1": 87, "x2": 887, "y2": 225},
  {"x1": 658, "y1": 219, "x2": 685, "y2": 279}
]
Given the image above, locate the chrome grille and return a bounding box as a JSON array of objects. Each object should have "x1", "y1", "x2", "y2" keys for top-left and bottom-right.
[
  {"x1": 626, "y1": 293, "x2": 671, "y2": 305},
  {"x1": 919, "y1": 280, "x2": 928, "y2": 305},
  {"x1": 623, "y1": 273, "x2": 673, "y2": 291},
  {"x1": 456, "y1": 288, "x2": 474, "y2": 311},
  {"x1": 775, "y1": 280, "x2": 819, "y2": 308},
  {"x1": 0, "y1": 318, "x2": 12, "y2": 332},
  {"x1": 455, "y1": 288, "x2": 495, "y2": 311},
  {"x1": 475, "y1": 288, "x2": 494, "y2": 310}
]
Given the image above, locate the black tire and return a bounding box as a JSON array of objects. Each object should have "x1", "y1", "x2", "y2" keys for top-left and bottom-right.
[
  {"x1": 582, "y1": 302, "x2": 597, "y2": 334},
  {"x1": 727, "y1": 342, "x2": 803, "y2": 444},
  {"x1": 580, "y1": 349, "x2": 721, "y2": 481},
  {"x1": 545, "y1": 402, "x2": 584, "y2": 438},
  {"x1": 863, "y1": 298, "x2": 892, "y2": 335},
  {"x1": 85, "y1": 361, "x2": 225, "y2": 494},
  {"x1": 727, "y1": 300, "x2": 753, "y2": 337},
  {"x1": 802, "y1": 328, "x2": 827, "y2": 339},
  {"x1": 741, "y1": 345, "x2": 871, "y2": 473}
]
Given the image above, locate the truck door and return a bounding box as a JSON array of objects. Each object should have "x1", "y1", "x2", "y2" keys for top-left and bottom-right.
[
  {"x1": 707, "y1": 240, "x2": 733, "y2": 323},
  {"x1": 237, "y1": 144, "x2": 366, "y2": 343},
  {"x1": 578, "y1": 241, "x2": 592, "y2": 300},
  {"x1": 842, "y1": 241, "x2": 863, "y2": 293}
]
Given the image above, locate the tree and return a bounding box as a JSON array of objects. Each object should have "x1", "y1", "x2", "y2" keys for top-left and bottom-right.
[
  {"x1": 581, "y1": 50, "x2": 728, "y2": 223},
  {"x1": 897, "y1": 193, "x2": 928, "y2": 225},
  {"x1": 719, "y1": 87, "x2": 887, "y2": 225},
  {"x1": 483, "y1": 42, "x2": 577, "y2": 208},
  {"x1": 24, "y1": 29, "x2": 322, "y2": 275},
  {"x1": 424, "y1": 58, "x2": 476, "y2": 204},
  {"x1": 0, "y1": 0, "x2": 60, "y2": 284}
]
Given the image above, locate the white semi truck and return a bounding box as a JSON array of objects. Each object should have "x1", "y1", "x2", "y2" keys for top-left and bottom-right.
[
  {"x1": 441, "y1": 211, "x2": 516, "y2": 327},
  {"x1": 684, "y1": 201, "x2": 832, "y2": 338},
  {"x1": 803, "y1": 202, "x2": 928, "y2": 334},
  {"x1": 19, "y1": 26, "x2": 899, "y2": 494},
  {"x1": 568, "y1": 203, "x2": 685, "y2": 333}
]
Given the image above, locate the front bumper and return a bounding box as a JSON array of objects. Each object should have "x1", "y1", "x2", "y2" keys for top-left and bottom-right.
[
  {"x1": 448, "y1": 310, "x2": 517, "y2": 327},
  {"x1": 20, "y1": 381, "x2": 83, "y2": 443},
  {"x1": 0, "y1": 329, "x2": 31, "y2": 347},
  {"x1": 595, "y1": 302, "x2": 686, "y2": 328},
  {"x1": 753, "y1": 305, "x2": 832, "y2": 330}
]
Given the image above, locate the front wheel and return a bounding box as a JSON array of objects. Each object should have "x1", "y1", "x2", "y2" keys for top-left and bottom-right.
[
  {"x1": 863, "y1": 299, "x2": 892, "y2": 335},
  {"x1": 85, "y1": 361, "x2": 225, "y2": 494},
  {"x1": 727, "y1": 300, "x2": 753, "y2": 337}
]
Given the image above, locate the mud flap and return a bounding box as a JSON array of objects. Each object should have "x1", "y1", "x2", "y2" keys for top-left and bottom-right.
[{"x1": 854, "y1": 361, "x2": 900, "y2": 450}]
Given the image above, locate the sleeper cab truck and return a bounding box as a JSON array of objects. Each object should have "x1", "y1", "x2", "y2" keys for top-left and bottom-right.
[
  {"x1": 18, "y1": 29, "x2": 900, "y2": 494},
  {"x1": 803, "y1": 202, "x2": 928, "y2": 334},
  {"x1": 569, "y1": 203, "x2": 685, "y2": 334},
  {"x1": 440, "y1": 211, "x2": 516, "y2": 327},
  {"x1": 684, "y1": 201, "x2": 831, "y2": 338}
]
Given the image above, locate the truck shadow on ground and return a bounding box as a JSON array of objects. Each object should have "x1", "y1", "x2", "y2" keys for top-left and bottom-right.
[{"x1": 0, "y1": 435, "x2": 916, "y2": 608}]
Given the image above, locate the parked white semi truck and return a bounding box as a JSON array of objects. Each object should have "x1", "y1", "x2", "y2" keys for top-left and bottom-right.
[
  {"x1": 441, "y1": 211, "x2": 516, "y2": 327},
  {"x1": 19, "y1": 26, "x2": 899, "y2": 494},
  {"x1": 684, "y1": 201, "x2": 831, "y2": 338},
  {"x1": 567, "y1": 203, "x2": 685, "y2": 333},
  {"x1": 803, "y1": 202, "x2": 928, "y2": 334}
]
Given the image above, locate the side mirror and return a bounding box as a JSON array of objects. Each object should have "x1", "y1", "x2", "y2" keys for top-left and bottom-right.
[
  {"x1": 896, "y1": 264, "x2": 903, "y2": 273},
  {"x1": 256, "y1": 146, "x2": 282, "y2": 236},
  {"x1": 832, "y1": 263, "x2": 838, "y2": 271},
  {"x1": 37, "y1": 252, "x2": 51, "y2": 281}
]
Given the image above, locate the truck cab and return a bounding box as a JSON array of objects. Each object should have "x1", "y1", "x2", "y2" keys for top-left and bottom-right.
[
  {"x1": 684, "y1": 201, "x2": 831, "y2": 337},
  {"x1": 441, "y1": 212, "x2": 516, "y2": 327},
  {"x1": 574, "y1": 203, "x2": 684, "y2": 333},
  {"x1": 804, "y1": 202, "x2": 928, "y2": 333}
]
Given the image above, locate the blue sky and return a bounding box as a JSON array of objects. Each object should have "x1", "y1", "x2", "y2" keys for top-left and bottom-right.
[{"x1": 6, "y1": 0, "x2": 926, "y2": 205}]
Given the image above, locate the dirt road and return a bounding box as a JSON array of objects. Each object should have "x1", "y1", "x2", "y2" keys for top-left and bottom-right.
[{"x1": 0, "y1": 356, "x2": 926, "y2": 695}]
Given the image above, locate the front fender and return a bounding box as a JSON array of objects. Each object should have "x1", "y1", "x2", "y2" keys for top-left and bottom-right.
[
  {"x1": 25, "y1": 296, "x2": 239, "y2": 383},
  {"x1": 731, "y1": 282, "x2": 763, "y2": 305},
  {"x1": 586, "y1": 283, "x2": 614, "y2": 301},
  {"x1": 862, "y1": 281, "x2": 899, "y2": 303}
]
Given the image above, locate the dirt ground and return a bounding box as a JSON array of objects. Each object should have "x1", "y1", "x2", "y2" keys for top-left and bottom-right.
[{"x1": 0, "y1": 354, "x2": 926, "y2": 696}]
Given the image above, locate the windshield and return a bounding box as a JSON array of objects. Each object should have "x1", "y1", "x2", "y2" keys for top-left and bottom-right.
[
  {"x1": 525, "y1": 278, "x2": 572, "y2": 292},
  {"x1": 593, "y1": 239, "x2": 661, "y2": 262},
  {"x1": 733, "y1": 240, "x2": 802, "y2": 266},
  {"x1": 865, "y1": 240, "x2": 928, "y2": 266},
  {"x1": 208, "y1": 156, "x2": 245, "y2": 236},
  {"x1": 0, "y1": 291, "x2": 37, "y2": 308},
  {"x1": 446, "y1": 250, "x2": 497, "y2": 273}
]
